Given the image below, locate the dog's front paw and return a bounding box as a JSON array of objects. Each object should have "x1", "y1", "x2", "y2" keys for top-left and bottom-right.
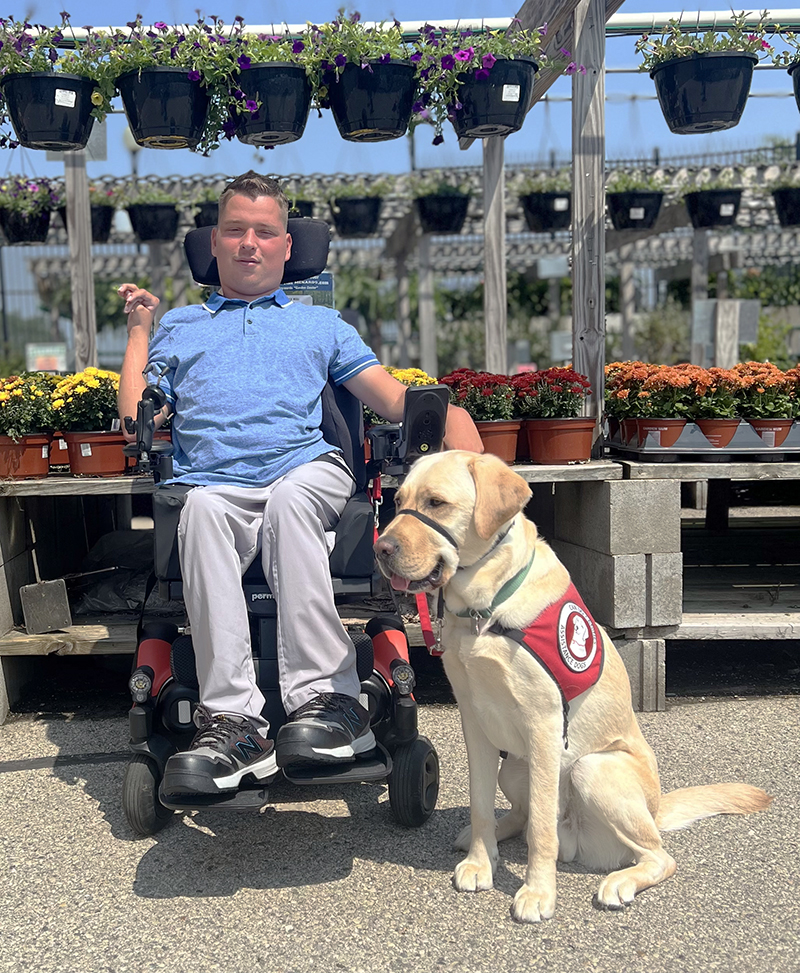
[
  {"x1": 595, "y1": 874, "x2": 637, "y2": 910},
  {"x1": 511, "y1": 884, "x2": 556, "y2": 923},
  {"x1": 454, "y1": 857, "x2": 495, "y2": 892}
]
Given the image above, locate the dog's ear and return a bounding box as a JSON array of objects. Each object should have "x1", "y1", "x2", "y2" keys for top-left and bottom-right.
[{"x1": 468, "y1": 454, "x2": 532, "y2": 539}]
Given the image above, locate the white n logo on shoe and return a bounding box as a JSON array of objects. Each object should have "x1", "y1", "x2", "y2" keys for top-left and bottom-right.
[{"x1": 235, "y1": 734, "x2": 264, "y2": 761}]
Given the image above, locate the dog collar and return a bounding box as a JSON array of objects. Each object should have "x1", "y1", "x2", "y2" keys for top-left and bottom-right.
[
  {"x1": 394, "y1": 508, "x2": 459, "y2": 551},
  {"x1": 451, "y1": 549, "x2": 536, "y2": 630}
]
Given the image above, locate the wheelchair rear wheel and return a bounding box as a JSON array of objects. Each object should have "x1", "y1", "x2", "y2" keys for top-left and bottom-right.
[
  {"x1": 123, "y1": 754, "x2": 176, "y2": 837},
  {"x1": 388, "y1": 735, "x2": 440, "y2": 827}
]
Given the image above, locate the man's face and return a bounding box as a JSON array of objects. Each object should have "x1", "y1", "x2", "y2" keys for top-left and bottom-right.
[{"x1": 210, "y1": 193, "x2": 292, "y2": 301}]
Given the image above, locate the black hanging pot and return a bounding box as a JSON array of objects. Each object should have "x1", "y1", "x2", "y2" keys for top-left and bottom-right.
[
  {"x1": 127, "y1": 203, "x2": 180, "y2": 241},
  {"x1": 324, "y1": 60, "x2": 417, "y2": 142},
  {"x1": 415, "y1": 193, "x2": 470, "y2": 234},
  {"x1": 684, "y1": 189, "x2": 742, "y2": 228},
  {"x1": 650, "y1": 51, "x2": 757, "y2": 134},
  {"x1": 0, "y1": 72, "x2": 98, "y2": 151},
  {"x1": 329, "y1": 197, "x2": 382, "y2": 236},
  {"x1": 234, "y1": 62, "x2": 312, "y2": 146},
  {"x1": 194, "y1": 202, "x2": 219, "y2": 228},
  {"x1": 452, "y1": 56, "x2": 538, "y2": 139},
  {"x1": 289, "y1": 200, "x2": 314, "y2": 219},
  {"x1": 606, "y1": 191, "x2": 664, "y2": 230},
  {"x1": 117, "y1": 67, "x2": 210, "y2": 149},
  {"x1": 0, "y1": 208, "x2": 51, "y2": 244},
  {"x1": 788, "y1": 62, "x2": 800, "y2": 114},
  {"x1": 771, "y1": 186, "x2": 800, "y2": 227},
  {"x1": 57, "y1": 204, "x2": 115, "y2": 243},
  {"x1": 520, "y1": 192, "x2": 571, "y2": 232}
]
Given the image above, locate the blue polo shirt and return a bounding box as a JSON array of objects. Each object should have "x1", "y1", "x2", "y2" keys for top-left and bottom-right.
[{"x1": 145, "y1": 289, "x2": 379, "y2": 486}]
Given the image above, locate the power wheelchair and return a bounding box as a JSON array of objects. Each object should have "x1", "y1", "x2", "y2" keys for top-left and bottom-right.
[{"x1": 121, "y1": 217, "x2": 450, "y2": 837}]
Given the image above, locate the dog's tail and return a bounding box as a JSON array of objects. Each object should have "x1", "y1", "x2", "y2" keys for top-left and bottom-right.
[{"x1": 655, "y1": 783, "x2": 773, "y2": 832}]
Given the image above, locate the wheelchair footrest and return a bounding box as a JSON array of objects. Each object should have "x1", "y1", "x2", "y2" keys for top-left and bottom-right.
[
  {"x1": 158, "y1": 782, "x2": 272, "y2": 811},
  {"x1": 282, "y1": 743, "x2": 392, "y2": 785}
]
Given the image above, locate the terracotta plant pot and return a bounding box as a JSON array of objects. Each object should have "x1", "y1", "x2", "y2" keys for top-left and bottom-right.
[
  {"x1": 526, "y1": 417, "x2": 595, "y2": 464},
  {"x1": 0, "y1": 434, "x2": 50, "y2": 479},
  {"x1": 49, "y1": 433, "x2": 69, "y2": 468},
  {"x1": 475, "y1": 420, "x2": 522, "y2": 464},
  {"x1": 619, "y1": 419, "x2": 639, "y2": 446},
  {"x1": 64, "y1": 431, "x2": 127, "y2": 477},
  {"x1": 695, "y1": 418, "x2": 741, "y2": 448},
  {"x1": 746, "y1": 418, "x2": 794, "y2": 448},
  {"x1": 635, "y1": 418, "x2": 687, "y2": 449}
]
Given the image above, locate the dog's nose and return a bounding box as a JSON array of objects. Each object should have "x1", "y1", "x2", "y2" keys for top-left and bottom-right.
[{"x1": 374, "y1": 535, "x2": 398, "y2": 560}]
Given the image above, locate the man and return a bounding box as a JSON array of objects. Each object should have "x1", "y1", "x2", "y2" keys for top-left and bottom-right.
[{"x1": 118, "y1": 171, "x2": 482, "y2": 795}]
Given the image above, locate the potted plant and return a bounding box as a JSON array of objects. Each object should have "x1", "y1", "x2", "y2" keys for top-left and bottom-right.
[
  {"x1": 770, "y1": 28, "x2": 800, "y2": 118},
  {"x1": 326, "y1": 176, "x2": 392, "y2": 237},
  {"x1": 636, "y1": 12, "x2": 774, "y2": 134},
  {"x1": 605, "y1": 361, "x2": 703, "y2": 447},
  {"x1": 731, "y1": 360, "x2": 796, "y2": 446},
  {"x1": 682, "y1": 169, "x2": 743, "y2": 228},
  {"x1": 0, "y1": 13, "x2": 115, "y2": 151},
  {"x1": 363, "y1": 365, "x2": 439, "y2": 428},
  {"x1": 685, "y1": 365, "x2": 743, "y2": 447},
  {"x1": 122, "y1": 184, "x2": 181, "y2": 242},
  {"x1": 190, "y1": 184, "x2": 224, "y2": 228},
  {"x1": 765, "y1": 166, "x2": 800, "y2": 227},
  {"x1": 57, "y1": 180, "x2": 119, "y2": 243},
  {"x1": 605, "y1": 170, "x2": 665, "y2": 230},
  {"x1": 304, "y1": 13, "x2": 416, "y2": 143},
  {"x1": 50, "y1": 367, "x2": 126, "y2": 476},
  {"x1": 510, "y1": 367, "x2": 594, "y2": 463},
  {"x1": 411, "y1": 22, "x2": 577, "y2": 143},
  {"x1": 0, "y1": 176, "x2": 60, "y2": 243},
  {"x1": 405, "y1": 169, "x2": 471, "y2": 234},
  {"x1": 439, "y1": 368, "x2": 519, "y2": 462},
  {"x1": 0, "y1": 372, "x2": 55, "y2": 478},
  {"x1": 511, "y1": 169, "x2": 572, "y2": 232}
]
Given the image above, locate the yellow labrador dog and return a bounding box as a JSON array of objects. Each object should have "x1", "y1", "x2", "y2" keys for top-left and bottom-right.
[{"x1": 375, "y1": 450, "x2": 772, "y2": 923}]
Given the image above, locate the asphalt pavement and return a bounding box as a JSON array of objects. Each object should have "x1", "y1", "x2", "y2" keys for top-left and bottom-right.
[{"x1": 1, "y1": 649, "x2": 798, "y2": 973}]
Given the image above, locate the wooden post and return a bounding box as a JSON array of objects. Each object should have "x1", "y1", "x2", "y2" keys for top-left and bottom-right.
[
  {"x1": 714, "y1": 300, "x2": 741, "y2": 368},
  {"x1": 571, "y1": 0, "x2": 605, "y2": 431},
  {"x1": 620, "y1": 242, "x2": 635, "y2": 360},
  {"x1": 483, "y1": 137, "x2": 507, "y2": 374},
  {"x1": 417, "y1": 234, "x2": 437, "y2": 377},
  {"x1": 148, "y1": 241, "x2": 166, "y2": 327},
  {"x1": 63, "y1": 150, "x2": 97, "y2": 369},
  {"x1": 395, "y1": 256, "x2": 412, "y2": 368},
  {"x1": 690, "y1": 228, "x2": 709, "y2": 365}
]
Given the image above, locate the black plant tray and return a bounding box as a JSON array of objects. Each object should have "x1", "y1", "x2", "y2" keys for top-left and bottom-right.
[{"x1": 607, "y1": 420, "x2": 800, "y2": 463}]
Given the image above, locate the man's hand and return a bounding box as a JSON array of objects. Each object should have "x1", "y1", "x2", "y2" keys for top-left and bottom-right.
[
  {"x1": 118, "y1": 284, "x2": 159, "y2": 335},
  {"x1": 443, "y1": 404, "x2": 484, "y2": 453}
]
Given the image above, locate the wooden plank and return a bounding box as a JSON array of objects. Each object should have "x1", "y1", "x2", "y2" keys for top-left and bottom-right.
[
  {"x1": 671, "y1": 612, "x2": 800, "y2": 640},
  {"x1": 714, "y1": 299, "x2": 741, "y2": 368},
  {"x1": 621, "y1": 461, "x2": 800, "y2": 481},
  {"x1": 417, "y1": 234, "x2": 437, "y2": 378},
  {"x1": 0, "y1": 621, "x2": 139, "y2": 656},
  {"x1": 64, "y1": 150, "x2": 98, "y2": 370},
  {"x1": 513, "y1": 459, "x2": 622, "y2": 481},
  {"x1": 483, "y1": 137, "x2": 507, "y2": 374},
  {"x1": 0, "y1": 476, "x2": 157, "y2": 497},
  {"x1": 619, "y1": 244, "x2": 635, "y2": 360}
]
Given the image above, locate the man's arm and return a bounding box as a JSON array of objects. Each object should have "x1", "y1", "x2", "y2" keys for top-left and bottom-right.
[
  {"x1": 343, "y1": 364, "x2": 484, "y2": 452},
  {"x1": 117, "y1": 284, "x2": 167, "y2": 443}
]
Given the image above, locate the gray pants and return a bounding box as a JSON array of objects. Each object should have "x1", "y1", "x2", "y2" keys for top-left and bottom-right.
[{"x1": 177, "y1": 455, "x2": 357, "y2": 726}]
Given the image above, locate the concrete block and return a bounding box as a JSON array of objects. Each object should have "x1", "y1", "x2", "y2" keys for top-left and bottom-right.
[
  {"x1": 552, "y1": 539, "x2": 646, "y2": 629},
  {"x1": 614, "y1": 638, "x2": 666, "y2": 712},
  {"x1": 0, "y1": 655, "x2": 37, "y2": 725},
  {"x1": 647, "y1": 552, "x2": 683, "y2": 626},
  {"x1": 554, "y1": 480, "x2": 681, "y2": 555}
]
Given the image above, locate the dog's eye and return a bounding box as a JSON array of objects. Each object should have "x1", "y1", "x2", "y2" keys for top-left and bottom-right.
[{"x1": 427, "y1": 497, "x2": 447, "y2": 508}]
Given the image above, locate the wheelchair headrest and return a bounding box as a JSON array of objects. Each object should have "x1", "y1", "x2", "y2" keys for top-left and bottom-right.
[{"x1": 184, "y1": 218, "x2": 331, "y2": 287}]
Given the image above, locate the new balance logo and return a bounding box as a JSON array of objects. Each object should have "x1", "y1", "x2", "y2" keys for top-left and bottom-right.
[
  {"x1": 341, "y1": 708, "x2": 363, "y2": 733},
  {"x1": 235, "y1": 734, "x2": 264, "y2": 761}
]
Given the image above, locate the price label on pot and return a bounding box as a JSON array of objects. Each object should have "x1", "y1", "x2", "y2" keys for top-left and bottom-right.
[
  {"x1": 553, "y1": 197, "x2": 569, "y2": 212},
  {"x1": 719, "y1": 203, "x2": 735, "y2": 217},
  {"x1": 80, "y1": 443, "x2": 93, "y2": 457},
  {"x1": 57, "y1": 438, "x2": 67, "y2": 451},
  {"x1": 502, "y1": 84, "x2": 521, "y2": 102},
  {"x1": 42, "y1": 446, "x2": 48, "y2": 459},
  {"x1": 54, "y1": 88, "x2": 77, "y2": 108},
  {"x1": 629, "y1": 207, "x2": 645, "y2": 220}
]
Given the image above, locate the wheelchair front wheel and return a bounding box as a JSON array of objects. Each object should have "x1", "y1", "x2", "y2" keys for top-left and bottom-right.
[
  {"x1": 388, "y1": 735, "x2": 440, "y2": 828},
  {"x1": 122, "y1": 754, "x2": 175, "y2": 837}
]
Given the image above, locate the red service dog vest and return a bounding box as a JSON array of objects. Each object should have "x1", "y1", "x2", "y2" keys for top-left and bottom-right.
[{"x1": 490, "y1": 583, "x2": 604, "y2": 747}]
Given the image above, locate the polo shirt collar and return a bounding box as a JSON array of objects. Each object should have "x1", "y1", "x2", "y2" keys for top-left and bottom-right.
[{"x1": 203, "y1": 287, "x2": 292, "y2": 313}]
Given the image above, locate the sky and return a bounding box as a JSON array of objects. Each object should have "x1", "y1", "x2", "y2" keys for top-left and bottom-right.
[{"x1": 3, "y1": 0, "x2": 799, "y2": 185}]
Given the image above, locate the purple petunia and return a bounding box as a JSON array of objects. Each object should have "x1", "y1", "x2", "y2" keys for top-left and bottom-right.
[
  {"x1": 154, "y1": 21, "x2": 167, "y2": 30},
  {"x1": 482, "y1": 53, "x2": 496, "y2": 70},
  {"x1": 440, "y1": 54, "x2": 455, "y2": 70},
  {"x1": 475, "y1": 68, "x2": 490, "y2": 79},
  {"x1": 187, "y1": 70, "x2": 201, "y2": 81},
  {"x1": 237, "y1": 54, "x2": 251, "y2": 69},
  {"x1": 292, "y1": 40, "x2": 304, "y2": 53},
  {"x1": 334, "y1": 53, "x2": 346, "y2": 67},
  {"x1": 245, "y1": 99, "x2": 258, "y2": 112},
  {"x1": 455, "y1": 47, "x2": 473, "y2": 61},
  {"x1": 379, "y1": 52, "x2": 391, "y2": 63},
  {"x1": 432, "y1": 133, "x2": 444, "y2": 145},
  {"x1": 410, "y1": 52, "x2": 422, "y2": 62}
]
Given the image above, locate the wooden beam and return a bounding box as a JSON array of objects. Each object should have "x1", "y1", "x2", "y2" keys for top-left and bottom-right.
[
  {"x1": 619, "y1": 243, "x2": 636, "y2": 360},
  {"x1": 483, "y1": 137, "x2": 507, "y2": 374},
  {"x1": 417, "y1": 234, "x2": 437, "y2": 377},
  {"x1": 64, "y1": 151, "x2": 97, "y2": 370},
  {"x1": 690, "y1": 229, "x2": 709, "y2": 364},
  {"x1": 395, "y1": 256, "x2": 412, "y2": 368}
]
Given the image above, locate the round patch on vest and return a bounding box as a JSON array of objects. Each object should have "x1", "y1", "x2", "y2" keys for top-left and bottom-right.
[{"x1": 557, "y1": 601, "x2": 598, "y2": 672}]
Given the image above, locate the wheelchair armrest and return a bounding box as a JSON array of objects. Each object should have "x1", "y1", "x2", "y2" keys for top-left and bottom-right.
[{"x1": 369, "y1": 384, "x2": 450, "y2": 479}]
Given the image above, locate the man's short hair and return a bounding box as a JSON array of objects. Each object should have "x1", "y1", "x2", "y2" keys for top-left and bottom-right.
[{"x1": 218, "y1": 171, "x2": 290, "y2": 227}]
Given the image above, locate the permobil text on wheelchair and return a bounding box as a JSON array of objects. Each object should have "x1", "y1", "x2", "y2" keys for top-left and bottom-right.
[{"x1": 121, "y1": 217, "x2": 450, "y2": 837}]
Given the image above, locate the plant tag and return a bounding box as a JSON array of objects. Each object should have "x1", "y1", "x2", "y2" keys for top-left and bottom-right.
[
  {"x1": 761, "y1": 430, "x2": 776, "y2": 447},
  {"x1": 41, "y1": 446, "x2": 49, "y2": 459},
  {"x1": 553, "y1": 197, "x2": 569, "y2": 212},
  {"x1": 57, "y1": 438, "x2": 67, "y2": 450},
  {"x1": 719, "y1": 203, "x2": 735, "y2": 217},
  {"x1": 629, "y1": 207, "x2": 645, "y2": 220},
  {"x1": 80, "y1": 443, "x2": 93, "y2": 457},
  {"x1": 110, "y1": 418, "x2": 121, "y2": 432},
  {"x1": 502, "y1": 84, "x2": 521, "y2": 103},
  {"x1": 54, "y1": 88, "x2": 77, "y2": 108}
]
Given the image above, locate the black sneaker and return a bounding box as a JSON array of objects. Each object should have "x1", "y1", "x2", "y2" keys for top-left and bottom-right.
[
  {"x1": 275, "y1": 693, "x2": 376, "y2": 767},
  {"x1": 162, "y1": 705, "x2": 278, "y2": 794}
]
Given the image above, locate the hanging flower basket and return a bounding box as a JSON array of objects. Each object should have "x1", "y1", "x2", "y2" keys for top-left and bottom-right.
[
  {"x1": 329, "y1": 197, "x2": 382, "y2": 236},
  {"x1": 415, "y1": 193, "x2": 470, "y2": 234},
  {"x1": 0, "y1": 72, "x2": 98, "y2": 151},
  {"x1": 324, "y1": 60, "x2": 417, "y2": 142},
  {"x1": 451, "y1": 56, "x2": 538, "y2": 139},
  {"x1": 127, "y1": 204, "x2": 180, "y2": 242},
  {"x1": 684, "y1": 189, "x2": 742, "y2": 228},
  {"x1": 193, "y1": 202, "x2": 219, "y2": 228},
  {"x1": 606, "y1": 191, "x2": 664, "y2": 230},
  {"x1": 650, "y1": 51, "x2": 757, "y2": 134},
  {"x1": 117, "y1": 67, "x2": 210, "y2": 149},
  {"x1": 0, "y1": 433, "x2": 50, "y2": 479},
  {"x1": 771, "y1": 187, "x2": 800, "y2": 228},
  {"x1": 0, "y1": 208, "x2": 51, "y2": 244},
  {"x1": 289, "y1": 200, "x2": 314, "y2": 219},
  {"x1": 520, "y1": 192, "x2": 571, "y2": 232},
  {"x1": 57, "y1": 204, "x2": 115, "y2": 243},
  {"x1": 235, "y1": 62, "x2": 312, "y2": 146}
]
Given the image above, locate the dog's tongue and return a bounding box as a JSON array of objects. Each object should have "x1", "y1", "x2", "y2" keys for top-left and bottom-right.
[{"x1": 390, "y1": 573, "x2": 411, "y2": 591}]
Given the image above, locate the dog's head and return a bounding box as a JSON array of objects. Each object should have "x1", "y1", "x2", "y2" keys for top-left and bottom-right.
[{"x1": 374, "y1": 450, "x2": 532, "y2": 593}]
